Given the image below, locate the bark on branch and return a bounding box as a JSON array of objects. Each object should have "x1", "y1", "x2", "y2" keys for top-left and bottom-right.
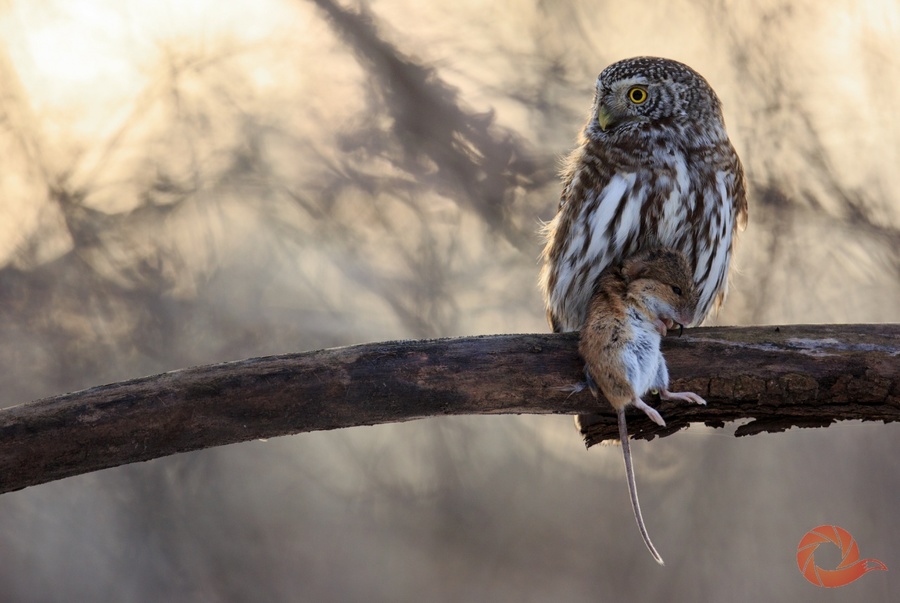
[{"x1": 1, "y1": 324, "x2": 898, "y2": 494}]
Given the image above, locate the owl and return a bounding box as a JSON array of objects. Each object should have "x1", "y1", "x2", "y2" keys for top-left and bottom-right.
[{"x1": 540, "y1": 57, "x2": 748, "y2": 333}]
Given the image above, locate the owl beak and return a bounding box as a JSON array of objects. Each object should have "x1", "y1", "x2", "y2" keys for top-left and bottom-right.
[{"x1": 597, "y1": 105, "x2": 614, "y2": 131}]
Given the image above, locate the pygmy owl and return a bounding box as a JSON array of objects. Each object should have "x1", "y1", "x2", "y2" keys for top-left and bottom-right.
[{"x1": 540, "y1": 56, "x2": 748, "y2": 333}]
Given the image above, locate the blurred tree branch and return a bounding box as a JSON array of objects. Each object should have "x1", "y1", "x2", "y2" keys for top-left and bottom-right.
[
  {"x1": 1, "y1": 324, "x2": 898, "y2": 494},
  {"x1": 307, "y1": 0, "x2": 547, "y2": 248}
]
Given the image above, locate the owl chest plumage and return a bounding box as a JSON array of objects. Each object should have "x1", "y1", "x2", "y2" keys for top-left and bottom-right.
[{"x1": 541, "y1": 133, "x2": 738, "y2": 332}]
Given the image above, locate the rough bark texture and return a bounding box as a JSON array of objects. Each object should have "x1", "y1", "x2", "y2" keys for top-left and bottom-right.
[{"x1": 1, "y1": 324, "x2": 898, "y2": 494}]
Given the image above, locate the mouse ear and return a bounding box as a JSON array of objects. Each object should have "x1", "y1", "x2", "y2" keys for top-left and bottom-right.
[{"x1": 621, "y1": 255, "x2": 648, "y2": 281}]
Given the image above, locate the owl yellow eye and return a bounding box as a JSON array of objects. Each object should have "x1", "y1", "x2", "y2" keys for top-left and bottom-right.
[{"x1": 628, "y1": 86, "x2": 648, "y2": 104}]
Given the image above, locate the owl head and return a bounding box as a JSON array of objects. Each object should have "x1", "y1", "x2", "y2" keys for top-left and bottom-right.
[{"x1": 588, "y1": 57, "x2": 726, "y2": 140}]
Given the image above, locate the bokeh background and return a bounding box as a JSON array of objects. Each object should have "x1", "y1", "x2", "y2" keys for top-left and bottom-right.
[{"x1": 1, "y1": 0, "x2": 899, "y2": 600}]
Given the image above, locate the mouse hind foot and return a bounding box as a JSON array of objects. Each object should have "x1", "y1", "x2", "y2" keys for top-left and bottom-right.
[
  {"x1": 632, "y1": 397, "x2": 666, "y2": 427},
  {"x1": 659, "y1": 389, "x2": 707, "y2": 405}
]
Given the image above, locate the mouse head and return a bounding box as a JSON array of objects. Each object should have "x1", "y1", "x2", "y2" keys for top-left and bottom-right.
[{"x1": 622, "y1": 248, "x2": 699, "y2": 327}]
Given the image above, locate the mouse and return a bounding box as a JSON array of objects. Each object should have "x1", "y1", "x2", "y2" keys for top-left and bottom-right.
[{"x1": 577, "y1": 247, "x2": 707, "y2": 565}]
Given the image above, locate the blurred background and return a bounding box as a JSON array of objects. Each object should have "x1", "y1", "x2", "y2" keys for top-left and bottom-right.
[{"x1": 1, "y1": 0, "x2": 898, "y2": 600}]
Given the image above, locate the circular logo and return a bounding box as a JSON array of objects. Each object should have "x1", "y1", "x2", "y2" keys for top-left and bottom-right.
[{"x1": 797, "y1": 525, "x2": 887, "y2": 588}]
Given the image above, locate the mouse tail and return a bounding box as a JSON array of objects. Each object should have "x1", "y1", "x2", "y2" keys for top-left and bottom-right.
[{"x1": 618, "y1": 408, "x2": 665, "y2": 566}]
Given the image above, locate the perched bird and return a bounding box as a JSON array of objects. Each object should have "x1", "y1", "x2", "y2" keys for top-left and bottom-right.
[{"x1": 540, "y1": 57, "x2": 748, "y2": 334}]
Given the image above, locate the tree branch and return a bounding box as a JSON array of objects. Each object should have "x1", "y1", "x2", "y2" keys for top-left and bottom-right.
[{"x1": 1, "y1": 324, "x2": 898, "y2": 494}]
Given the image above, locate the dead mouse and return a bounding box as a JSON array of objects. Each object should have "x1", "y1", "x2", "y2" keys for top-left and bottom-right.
[{"x1": 578, "y1": 247, "x2": 707, "y2": 565}]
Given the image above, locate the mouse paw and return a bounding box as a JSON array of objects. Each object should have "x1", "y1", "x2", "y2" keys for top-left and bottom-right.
[
  {"x1": 583, "y1": 369, "x2": 601, "y2": 398},
  {"x1": 653, "y1": 318, "x2": 669, "y2": 336},
  {"x1": 660, "y1": 389, "x2": 707, "y2": 405},
  {"x1": 633, "y1": 398, "x2": 666, "y2": 426}
]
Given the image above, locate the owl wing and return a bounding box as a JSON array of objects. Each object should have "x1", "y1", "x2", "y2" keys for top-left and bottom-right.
[
  {"x1": 714, "y1": 152, "x2": 748, "y2": 314},
  {"x1": 732, "y1": 154, "x2": 749, "y2": 233},
  {"x1": 693, "y1": 150, "x2": 748, "y2": 321},
  {"x1": 541, "y1": 167, "x2": 646, "y2": 332}
]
